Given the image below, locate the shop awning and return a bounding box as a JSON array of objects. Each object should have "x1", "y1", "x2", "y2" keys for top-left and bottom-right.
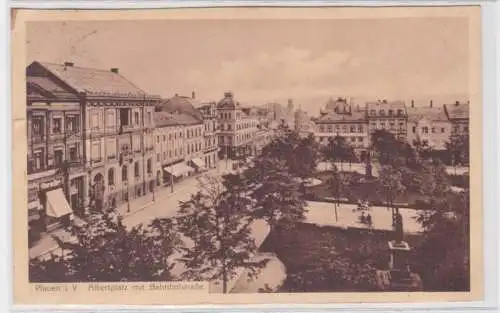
[
  {"x1": 164, "y1": 163, "x2": 194, "y2": 177},
  {"x1": 191, "y1": 158, "x2": 205, "y2": 168},
  {"x1": 45, "y1": 188, "x2": 73, "y2": 218}
]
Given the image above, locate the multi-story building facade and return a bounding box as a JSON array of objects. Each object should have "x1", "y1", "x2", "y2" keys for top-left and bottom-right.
[
  {"x1": 314, "y1": 110, "x2": 370, "y2": 162},
  {"x1": 366, "y1": 100, "x2": 407, "y2": 141},
  {"x1": 196, "y1": 101, "x2": 219, "y2": 169},
  {"x1": 154, "y1": 112, "x2": 194, "y2": 186},
  {"x1": 406, "y1": 101, "x2": 451, "y2": 151},
  {"x1": 217, "y1": 92, "x2": 260, "y2": 160},
  {"x1": 294, "y1": 109, "x2": 314, "y2": 137},
  {"x1": 444, "y1": 101, "x2": 470, "y2": 137},
  {"x1": 28, "y1": 61, "x2": 159, "y2": 216},
  {"x1": 26, "y1": 63, "x2": 86, "y2": 241}
]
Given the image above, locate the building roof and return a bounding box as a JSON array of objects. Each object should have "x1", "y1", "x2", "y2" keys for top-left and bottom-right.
[
  {"x1": 154, "y1": 111, "x2": 202, "y2": 128},
  {"x1": 217, "y1": 92, "x2": 240, "y2": 109},
  {"x1": 29, "y1": 61, "x2": 146, "y2": 98},
  {"x1": 158, "y1": 95, "x2": 204, "y2": 120},
  {"x1": 27, "y1": 75, "x2": 79, "y2": 101},
  {"x1": 366, "y1": 100, "x2": 407, "y2": 117},
  {"x1": 315, "y1": 110, "x2": 366, "y2": 124},
  {"x1": 325, "y1": 97, "x2": 350, "y2": 112},
  {"x1": 406, "y1": 106, "x2": 449, "y2": 123},
  {"x1": 444, "y1": 102, "x2": 470, "y2": 120}
]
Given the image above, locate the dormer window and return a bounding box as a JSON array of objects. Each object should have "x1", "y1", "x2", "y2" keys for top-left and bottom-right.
[
  {"x1": 370, "y1": 110, "x2": 376, "y2": 116},
  {"x1": 379, "y1": 110, "x2": 385, "y2": 116},
  {"x1": 388, "y1": 110, "x2": 393, "y2": 116}
]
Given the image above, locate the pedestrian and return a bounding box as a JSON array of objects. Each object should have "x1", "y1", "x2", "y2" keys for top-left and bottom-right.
[
  {"x1": 360, "y1": 211, "x2": 366, "y2": 224},
  {"x1": 366, "y1": 213, "x2": 373, "y2": 227}
]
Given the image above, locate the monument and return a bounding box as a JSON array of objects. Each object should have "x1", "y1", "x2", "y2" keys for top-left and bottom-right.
[{"x1": 375, "y1": 210, "x2": 422, "y2": 291}]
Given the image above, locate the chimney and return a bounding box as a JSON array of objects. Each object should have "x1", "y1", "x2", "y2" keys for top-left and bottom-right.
[
  {"x1": 175, "y1": 93, "x2": 179, "y2": 97},
  {"x1": 110, "y1": 68, "x2": 119, "y2": 74},
  {"x1": 192, "y1": 91, "x2": 196, "y2": 99},
  {"x1": 430, "y1": 100, "x2": 433, "y2": 108},
  {"x1": 411, "y1": 100, "x2": 414, "y2": 108},
  {"x1": 224, "y1": 91, "x2": 233, "y2": 98},
  {"x1": 455, "y1": 100, "x2": 460, "y2": 106}
]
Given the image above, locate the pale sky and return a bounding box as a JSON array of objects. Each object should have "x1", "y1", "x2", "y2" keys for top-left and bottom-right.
[{"x1": 26, "y1": 18, "x2": 469, "y2": 115}]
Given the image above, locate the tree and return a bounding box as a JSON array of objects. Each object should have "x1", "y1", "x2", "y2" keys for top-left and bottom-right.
[
  {"x1": 261, "y1": 130, "x2": 320, "y2": 180},
  {"x1": 327, "y1": 166, "x2": 351, "y2": 222},
  {"x1": 322, "y1": 135, "x2": 356, "y2": 171},
  {"x1": 378, "y1": 165, "x2": 406, "y2": 224},
  {"x1": 176, "y1": 175, "x2": 268, "y2": 293},
  {"x1": 414, "y1": 190, "x2": 470, "y2": 291},
  {"x1": 446, "y1": 133, "x2": 470, "y2": 171},
  {"x1": 29, "y1": 206, "x2": 182, "y2": 282},
  {"x1": 246, "y1": 157, "x2": 307, "y2": 232},
  {"x1": 289, "y1": 133, "x2": 321, "y2": 180}
]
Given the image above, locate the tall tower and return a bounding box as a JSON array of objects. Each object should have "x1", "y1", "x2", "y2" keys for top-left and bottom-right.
[{"x1": 287, "y1": 99, "x2": 294, "y2": 113}]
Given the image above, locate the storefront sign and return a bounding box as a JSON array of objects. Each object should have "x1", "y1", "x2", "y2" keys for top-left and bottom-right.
[{"x1": 40, "y1": 178, "x2": 63, "y2": 190}]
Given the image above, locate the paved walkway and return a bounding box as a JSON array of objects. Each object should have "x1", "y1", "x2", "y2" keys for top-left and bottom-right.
[
  {"x1": 305, "y1": 201, "x2": 424, "y2": 234},
  {"x1": 316, "y1": 161, "x2": 469, "y2": 177}
]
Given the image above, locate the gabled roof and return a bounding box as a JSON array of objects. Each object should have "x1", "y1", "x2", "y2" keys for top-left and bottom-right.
[
  {"x1": 154, "y1": 111, "x2": 202, "y2": 128},
  {"x1": 315, "y1": 111, "x2": 366, "y2": 124},
  {"x1": 158, "y1": 95, "x2": 203, "y2": 121},
  {"x1": 444, "y1": 102, "x2": 470, "y2": 120},
  {"x1": 407, "y1": 106, "x2": 449, "y2": 123},
  {"x1": 28, "y1": 61, "x2": 146, "y2": 98},
  {"x1": 366, "y1": 100, "x2": 407, "y2": 117}
]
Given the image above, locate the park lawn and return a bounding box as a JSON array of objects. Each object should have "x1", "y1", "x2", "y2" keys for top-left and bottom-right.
[
  {"x1": 260, "y1": 223, "x2": 421, "y2": 292},
  {"x1": 308, "y1": 171, "x2": 461, "y2": 208}
]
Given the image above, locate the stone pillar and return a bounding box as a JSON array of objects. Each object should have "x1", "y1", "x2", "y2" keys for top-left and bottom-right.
[{"x1": 388, "y1": 240, "x2": 411, "y2": 270}]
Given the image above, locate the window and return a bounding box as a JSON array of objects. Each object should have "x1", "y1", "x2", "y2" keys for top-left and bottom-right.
[
  {"x1": 106, "y1": 111, "x2": 115, "y2": 127},
  {"x1": 220, "y1": 136, "x2": 225, "y2": 144},
  {"x1": 327, "y1": 125, "x2": 333, "y2": 132},
  {"x1": 108, "y1": 168, "x2": 115, "y2": 186},
  {"x1": 187, "y1": 145, "x2": 190, "y2": 154},
  {"x1": 147, "y1": 159, "x2": 152, "y2": 173},
  {"x1": 379, "y1": 110, "x2": 385, "y2": 116},
  {"x1": 122, "y1": 166, "x2": 128, "y2": 181},
  {"x1": 412, "y1": 126, "x2": 416, "y2": 133},
  {"x1": 32, "y1": 116, "x2": 44, "y2": 136},
  {"x1": 422, "y1": 127, "x2": 429, "y2": 134},
  {"x1": 358, "y1": 125, "x2": 363, "y2": 133},
  {"x1": 351, "y1": 137, "x2": 356, "y2": 142},
  {"x1": 156, "y1": 136, "x2": 160, "y2": 143},
  {"x1": 397, "y1": 109, "x2": 403, "y2": 116},
  {"x1": 163, "y1": 152, "x2": 166, "y2": 159},
  {"x1": 169, "y1": 151, "x2": 172, "y2": 158},
  {"x1": 107, "y1": 138, "x2": 116, "y2": 158},
  {"x1": 342, "y1": 126, "x2": 348, "y2": 133},
  {"x1": 431, "y1": 127, "x2": 435, "y2": 133},
  {"x1": 134, "y1": 112, "x2": 140, "y2": 125},
  {"x1": 358, "y1": 137, "x2": 363, "y2": 142},
  {"x1": 370, "y1": 110, "x2": 376, "y2": 116},
  {"x1": 133, "y1": 135, "x2": 141, "y2": 152},
  {"x1": 91, "y1": 113, "x2": 100, "y2": 129},
  {"x1": 34, "y1": 150, "x2": 44, "y2": 170},
  {"x1": 441, "y1": 127, "x2": 445, "y2": 133},
  {"x1": 91, "y1": 141, "x2": 101, "y2": 161},
  {"x1": 380, "y1": 123, "x2": 386, "y2": 128},
  {"x1": 54, "y1": 149, "x2": 63, "y2": 166},
  {"x1": 388, "y1": 110, "x2": 393, "y2": 116},
  {"x1": 147, "y1": 112, "x2": 152, "y2": 125},
  {"x1": 350, "y1": 125, "x2": 356, "y2": 132},
  {"x1": 319, "y1": 125, "x2": 325, "y2": 132},
  {"x1": 134, "y1": 162, "x2": 140, "y2": 177},
  {"x1": 69, "y1": 146, "x2": 78, "y2": 161},
  {"x1": 66, "y1": 116, "x2": 79, "y2": 133},
  {"x1": 119, "y1": 108, "x2": 130, "y2": 126},
  {"x1": 157, "y1": 153, "x2": 160, "y2": 162},
  {"x1": 163, "y1": 135, "x2": 166, "y2": 142},
  {"x1": 52, "y1": 117, "x2": 62, "y2": 134},
  {"x1": 464, "y1": 126, "x2": 469, "y2": 132},
  {"x1": 169, "y1": 134, "x2": 172, "y2": 140}
]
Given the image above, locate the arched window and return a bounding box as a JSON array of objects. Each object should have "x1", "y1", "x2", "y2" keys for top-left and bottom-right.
[
  {"x1": 108, "y1": 168, "x2": 115, "y2": 186},
  {"x1": 134, "y1": 161, "x2": 140, "y2": 177},
  {"x1": 121, "y1": 166, "x2": 128, "y2": 182},
  {"x1": 147, "y1": 158, "x2": 152, "y2": 173}
]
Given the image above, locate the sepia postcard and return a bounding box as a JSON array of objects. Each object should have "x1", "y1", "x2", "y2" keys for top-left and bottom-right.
[{"x1": 11, "y1": 6, "x2": 483, "y2": 306}]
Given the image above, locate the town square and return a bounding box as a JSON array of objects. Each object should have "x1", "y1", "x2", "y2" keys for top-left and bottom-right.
[{"x1": 25, "y1": 16, "x2": 470, "y2": 294}]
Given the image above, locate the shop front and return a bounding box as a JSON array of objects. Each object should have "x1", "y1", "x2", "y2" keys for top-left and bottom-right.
[{"x1": 38, "y1": 177, "x2": 74, "y2": 232}]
